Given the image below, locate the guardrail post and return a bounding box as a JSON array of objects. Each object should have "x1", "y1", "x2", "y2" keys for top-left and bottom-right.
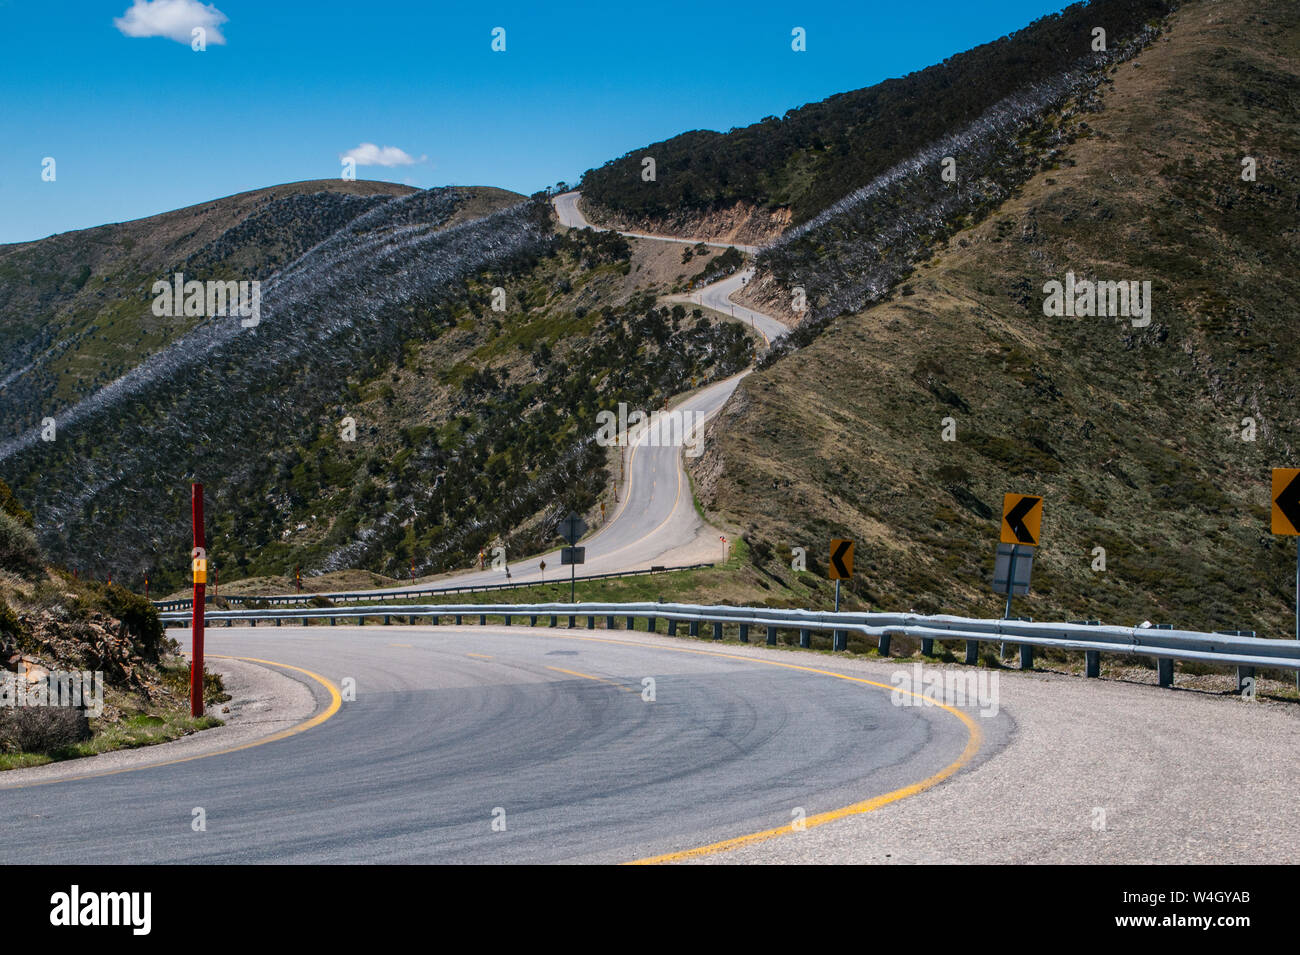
[
  {"x1": 607, "y1": 615, "x2": 617, "y2": 629},
  {"x1": 687, "y1": 620, "x2": 698, "y2": 637},
  {"x1": 503, "y1": 615, "x2": 511, "y2": 626},
  {"x1": 799, "y1": 628, "x2": 810, "y2": 648},
  {"x1": 226, "y1": 619, "x2": 232, "y2": 628},
  {"x1": 1085, "y1": 650, "x2": 1100, "y2": 678},
  {"x1": 549, "y1": 615, "x2": 558, "y2": 627},
  {"x1": 384, "y1": 615, "x2": 391, "y2": 626},
  {"x1": 276, "y1": 618, "x2": 281, "y2": 627},
  {"x1": 766, "y1": 625, "x2": 777, "y2": 646},
  {"x1": 877, "y1": 633, "x2": 890, "y2": 656},
  {"x1": 1236, "y1": 666, "x2": 1254, "y2": 694},
  {"x1": 626, "y1": 615, "x2": 635, "y2": 630},
  {"x1": 647, "y1": 617, "x2": 656, "y2": 633},
  {"x1": 330, "y1": 617, "x2": 336, "y2": 626},
  {"x1": 1019, "y1": 644, "x2": 1033, "y2": 669},
  {"x1": 586, "y1": 616, "x2": 595, "y2": 630},
  {"x1": 738, "y1": 624, "x2": 749, "y2": 643},
  {"x1": 667, "y1": 619, "x2": 677, "y2": 636},
  {"x1": 834, "y1": 630, "x2": 847, "y2": 652},
  {"x1": 480, "y1": 614, "x2": 487, "y2": 626},
  {"x1": 568, "y1": 615, "x2": 576, "y2": 628},
  {"x1": 712, "y1": 621, "x2": 722, "y2": 641},
  {"x1": 965, "y1": 640, "x2": 978, "y2": 664},
  {"x1": 530, "y1": 615, "x2": 538, "y2": 626},
  {"x1": 920, "y1": 637, "x2": 933, "y2": 656},
  {"x1": 1157, "y1": 658, "x2": 1174, "y2": 687},
  {"x1": 300, "y1": 616, "x2": 307, "y2": 626}
]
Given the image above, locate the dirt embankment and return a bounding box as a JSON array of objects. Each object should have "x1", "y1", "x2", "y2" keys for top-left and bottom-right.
[
  {"x1": 583, "y1": 199, "x2": 792, "y2": 247},
  {"x1": 732, "y1": 268, "x2": 806, "y2": 328}
]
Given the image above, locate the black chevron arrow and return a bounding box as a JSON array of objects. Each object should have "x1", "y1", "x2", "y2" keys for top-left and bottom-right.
[
  {"x1": 831, "y1": 540, "x2": 853, "y2": 578},
  {"x1": 1005, "y1": 496, "x2": 1041, "y2": 544},
  {"x1": 1276, "y1": 473, "x2": 1300, "y2": 533}
]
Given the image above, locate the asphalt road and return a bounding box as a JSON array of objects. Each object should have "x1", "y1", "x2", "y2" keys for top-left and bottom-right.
[
  {"x1": 359, "y1": 372, "x2": 744, "y2": 595},
  {"x1": 0, "y1": 625, "x2": 987, "y2": 864}
]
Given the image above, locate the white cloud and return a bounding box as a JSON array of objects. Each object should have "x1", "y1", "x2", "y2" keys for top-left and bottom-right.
[
  {"x1": 340, "y1": 143, "x2": 427, "y2": 168},
  {"x1": 114, "y1": 0, "x2": 228, "y2": 45}
]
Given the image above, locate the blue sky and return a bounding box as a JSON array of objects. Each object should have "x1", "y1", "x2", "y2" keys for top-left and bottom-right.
[{"x1": 1, "y1": 0, "x2": 1075, "y2": 244}]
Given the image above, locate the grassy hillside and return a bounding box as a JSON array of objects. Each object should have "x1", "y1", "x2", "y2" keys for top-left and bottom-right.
[
  {"x1": 579, "y1": 0, "x2": 1172, "y2": 230},
  {"x1": 0, "y1": 181, "x2": 520, "y2": 432},
  {"x1": 691, "y1": 0, "x2": 1300, "y2": 638}
]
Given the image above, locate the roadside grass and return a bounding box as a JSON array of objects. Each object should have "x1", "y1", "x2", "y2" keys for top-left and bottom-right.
[{"x1": 0, "y1": 711, "x2": 224, "y2": 771}]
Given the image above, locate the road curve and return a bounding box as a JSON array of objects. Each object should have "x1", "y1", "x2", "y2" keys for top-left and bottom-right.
[
  {"x1": 0, "y1": 625, "x2": 985, "y2": 864},
  {"x1": 359, "y1": 372, "x2": 744, "y2": 594},
  {"x1": 553, "y1": 190, "x2": 760, "y2": 254},
  {"x1": 224, "y1": 194, "x2": 785, "y2": 601}
]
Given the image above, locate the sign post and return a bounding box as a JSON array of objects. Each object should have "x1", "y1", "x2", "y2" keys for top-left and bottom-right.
[
  {"x1": 190, "y1": 483, "x2": 206, "y2": 718},
  {"x1": 999, "y1": 494, "x2": 1042, "y2": 620},
  {"x1": 829, "y1": 539, "x2": 854, "y2": 651},
  {"x1": 1270, "y1": 468, "x2": 1300, "y2": 690},
  {"x1": 558, "y1": 511, "x2": 587, "y2": 603}
]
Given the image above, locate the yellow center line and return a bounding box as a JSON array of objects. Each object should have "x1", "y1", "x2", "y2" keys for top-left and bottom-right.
[
  {"x1": 466, "y1": 652, "x2": 494, "y2": 659},
  {"x1": 545, "y1": 665, "x2": 635, "y2": 693},
  {"x1": 0, "y1": 655, "x2": 342, "y2": 790},
  {"x1": 389, "y1": 643, "x2": 414, "y2": 648}
]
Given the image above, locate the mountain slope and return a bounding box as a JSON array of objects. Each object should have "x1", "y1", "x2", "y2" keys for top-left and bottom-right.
[
  {"x1": 0, "y1": 181, "x2": 521, "y2": 428},
  {"x1": 691, "y1": 0, "x2": 1300, "y2": 638},
  {"x1": 0, "y1": 189, "x2": 752, "y2": 590},
  {"x1": 579, "y1": 0, "x2": 1173, "y2": 231}
]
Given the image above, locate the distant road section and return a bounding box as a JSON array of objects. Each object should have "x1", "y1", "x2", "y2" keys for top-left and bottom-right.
[
  {"x1": 553, "y1": 190, "x2": 759, "y2": 254},
  {"x1": 358, "y1": 373, "x2": 743, "y2": 595},
  {"x1": 554, "y1": 190, "x2": 786, "y2": 343}
]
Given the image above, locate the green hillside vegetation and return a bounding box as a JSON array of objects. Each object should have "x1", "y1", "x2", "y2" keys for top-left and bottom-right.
[
  {"x1": 202, "y1": 227, "x2": 754, "y2": 589},
  {"x1": 0, "y1": 182, "x2": 519, "y2": 432},
  {"x1": 691, "y1": 0, "x2": 1300, "y2": 641},
  {"x1": 580, "y1": 0, "x2": 1172, "y2": 226}
]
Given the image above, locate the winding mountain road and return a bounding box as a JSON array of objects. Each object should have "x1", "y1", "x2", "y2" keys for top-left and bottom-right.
[
  {"x1": 554, "y1": 190, "x2": 788, "y2": 345},
  {"x1": 256, "y1": 192, "x2": 788, "y2": 599}
]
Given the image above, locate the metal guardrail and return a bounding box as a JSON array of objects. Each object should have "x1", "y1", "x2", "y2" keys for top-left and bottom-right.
[
  {"x1": 151, "y1": 563, "x2": 716, "y2": 612},
  {"x1": 159, "y1": 600, "x2": 1300, "y2": 686}
]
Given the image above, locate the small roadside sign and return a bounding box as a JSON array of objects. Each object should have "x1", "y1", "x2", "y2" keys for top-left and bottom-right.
[
  {"x1": 558, "y1": 511, "x2": 587, "y2": 545},
  {"x1": 561, "y1": 547, "x2": 585, "y2": 565},
  {"x1": 1272, "y1": 468, "x2": 1300, "y2": 535},
  {"x1": 992, "y1": 543, "x2": 1034, "y2": 595},
  {"x1": 829, "y1": 539, "x2": 854, "y2": 580},
  {"x1": 1001, "y1": 494, "x2": 1043, "y2": 546}
]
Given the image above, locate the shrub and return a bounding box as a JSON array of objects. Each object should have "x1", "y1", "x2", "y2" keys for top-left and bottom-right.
[
  {"x1": 0, "y1": 510, "x2": 42, "y2": 579},
  {"x1": 0, "y1": 706, "x2": 91, "y2": 754},
  {"x1": 101, "y1": 585, "x2": 169, "y2": 663},
  {"x1": 0, "y1": 479, "x2": 33, "y2": 528}
]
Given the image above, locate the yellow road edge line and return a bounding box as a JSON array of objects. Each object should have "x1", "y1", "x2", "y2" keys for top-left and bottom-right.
[
  {"x1": 513, "y1": 630, "x2": 982, "y2": 864},
  {"x1": 545, "y1": 665, "x2": 634, "y2": 692},
  {"x1": 0, "y1": 654, "x2": 342, "y2": 790}
]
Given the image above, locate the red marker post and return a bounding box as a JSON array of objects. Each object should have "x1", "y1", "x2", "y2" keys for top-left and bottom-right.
[{"x1": 190, "y1": 483, "x2": 206, "y2": 717}]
